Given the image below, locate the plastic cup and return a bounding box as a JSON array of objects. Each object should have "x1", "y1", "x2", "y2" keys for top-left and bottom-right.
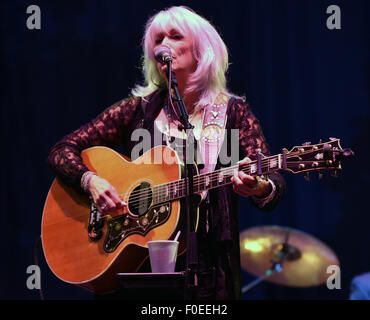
[{"x1": 147, "y1": 240, "x2": 179, "y2": 273}]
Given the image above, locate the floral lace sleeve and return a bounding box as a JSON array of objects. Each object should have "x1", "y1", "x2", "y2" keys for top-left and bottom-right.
[
  {"x1": 230, "y1": 99, "x2": 286, "y2": 211},
  {"x1": 47, "y1": 97, "x2": 141, "y2": 190},
  {"x1": 232, "y1": 100, "x2": 270, "y2": 160}
]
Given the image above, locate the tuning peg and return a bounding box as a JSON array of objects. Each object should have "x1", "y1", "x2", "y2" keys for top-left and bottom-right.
[
  {"x1": 329, "y1": 137, "x2": 338, "y2": 141},
  {"x1": 304, "y1": 172, "x2": 310, "y2": 182},
  {"x1": 302, "y1": 142, "x2": 311, "y2": 146},
  {"x1": 331, "y1": 170, "x2": 339, "y2": 178}
]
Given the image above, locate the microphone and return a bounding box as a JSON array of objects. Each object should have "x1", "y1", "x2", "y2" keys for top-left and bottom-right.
[{"x1": 154, "y1": 45, "x2": 172, "y2": 64}]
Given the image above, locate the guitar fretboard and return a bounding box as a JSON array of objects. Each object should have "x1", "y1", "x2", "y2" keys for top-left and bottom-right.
[{"x1": 152, "y1": 153, "x2": 285, "y2": 204}]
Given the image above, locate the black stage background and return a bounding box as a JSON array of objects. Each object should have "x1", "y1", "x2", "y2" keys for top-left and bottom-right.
[{"x1": 1, "y1": 0, "x2": 368, "y2": 300}]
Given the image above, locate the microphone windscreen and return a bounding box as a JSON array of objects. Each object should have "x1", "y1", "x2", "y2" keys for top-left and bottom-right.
[{"x1": 154, "y1": 45, "x2": 172, "y2": 63}]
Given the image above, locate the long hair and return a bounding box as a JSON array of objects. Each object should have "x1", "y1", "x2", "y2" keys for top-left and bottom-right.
[{"x1": 132, "y1": 6, "x2": 234, "y2": 109}]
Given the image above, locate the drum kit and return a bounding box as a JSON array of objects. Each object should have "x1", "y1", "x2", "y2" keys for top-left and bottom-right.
[{"x1": 240, "y1": 225, "x2": 339, "y2": 293}]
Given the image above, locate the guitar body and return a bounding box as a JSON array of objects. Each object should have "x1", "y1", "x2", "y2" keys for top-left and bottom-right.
[
  {"x1": 41, "y1": 138, "x2": 352, "y2": 294},
  {"x1": 41, "y1": 145, "x2": 192, "y2": 294}
]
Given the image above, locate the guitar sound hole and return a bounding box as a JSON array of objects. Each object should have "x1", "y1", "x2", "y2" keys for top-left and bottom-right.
[{"x1": 128, "y1": 182, "x2": 153, "y2": 217}]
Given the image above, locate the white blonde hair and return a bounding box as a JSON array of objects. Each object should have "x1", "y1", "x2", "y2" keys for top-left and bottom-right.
[{"x1": 132, "y1": 6, "x2": 233, "y2": 109}]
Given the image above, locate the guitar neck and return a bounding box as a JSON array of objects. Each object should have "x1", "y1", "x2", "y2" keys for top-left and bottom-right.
[{"x1": 152, "y1": 153, "x2": 285, "y2": 204}]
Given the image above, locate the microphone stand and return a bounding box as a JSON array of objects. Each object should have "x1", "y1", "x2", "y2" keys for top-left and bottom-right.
[
  {"x1": 166, "y1": 62, "x2": 198, "y2": 300},
  {"x1": 241, "y1": 262, "x2": 283, "y2": 294},
  {"x1": 242, "y1": 229, "x2": 294, "y2": 294}
]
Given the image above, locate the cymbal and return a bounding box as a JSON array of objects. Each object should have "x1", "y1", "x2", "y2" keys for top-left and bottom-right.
[{"x1": 240, "y1": 225, "x2": 339, "y2": 287}]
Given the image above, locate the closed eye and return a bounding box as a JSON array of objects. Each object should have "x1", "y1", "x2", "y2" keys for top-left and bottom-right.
[{"x1": 172, "y1": 34, "x2": 183, "y2": 40}]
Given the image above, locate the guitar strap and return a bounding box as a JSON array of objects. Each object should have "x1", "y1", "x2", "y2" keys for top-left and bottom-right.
[
  {"x1": 198, "y1": 92, "x2": 229, "y2": 200},
  {"x1": 138, "y1": 90, "x2": 229, "y2": 192},
  {"x1": 195, "y1": 92, "x2": 229, "y2": 238},
  {"x1": 199, "y1": 92, "x2": 229, "y2": 175}
]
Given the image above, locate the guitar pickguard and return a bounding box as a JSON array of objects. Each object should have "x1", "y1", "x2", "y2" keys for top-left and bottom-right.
[{"x1": 103, "y1": 202, "x2": 172, "y2": 253}]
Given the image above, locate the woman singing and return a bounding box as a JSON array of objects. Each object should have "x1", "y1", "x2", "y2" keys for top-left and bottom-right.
[{"x1": 48, "y1": 6, "x2": 285, "y2": 299}]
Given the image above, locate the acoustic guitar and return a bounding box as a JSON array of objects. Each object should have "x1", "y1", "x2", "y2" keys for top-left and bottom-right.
[{"x1": 41, "y1": 138, "x2": 353, "y2": 293}]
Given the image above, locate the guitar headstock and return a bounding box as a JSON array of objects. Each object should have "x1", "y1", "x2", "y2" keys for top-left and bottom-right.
[{"x1": 282, "y1": 138, "x2": 354, "y2": 179}]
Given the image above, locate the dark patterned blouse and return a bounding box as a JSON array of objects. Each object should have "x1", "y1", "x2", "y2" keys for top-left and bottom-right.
[{"x1": 47, "y1": 89, "x2": 285, "y2": 299}]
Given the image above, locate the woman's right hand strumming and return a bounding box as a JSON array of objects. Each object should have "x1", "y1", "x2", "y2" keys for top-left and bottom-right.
[{"x1": 85, "y1": 173, "x2": 127, "y2": 214}]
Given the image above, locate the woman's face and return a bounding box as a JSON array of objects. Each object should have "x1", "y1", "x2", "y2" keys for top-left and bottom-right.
[{"x1": 153, "y1": 28, "x2": 197, "y2": 78}]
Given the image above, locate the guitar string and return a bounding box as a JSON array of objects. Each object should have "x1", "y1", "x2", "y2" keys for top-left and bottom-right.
[
  {"x1": 125, "y1": 150, "x2": 328, "y2": 206},
  {"x1": 126, "y1": 144, "x2": 332, "y2": 199},
  {"x1": 127, "y1": 158, "x2": 331, "y2": 209},
  {"x1": 124, "y1": 145, "x2": 333, "y2": 207},
  {"x1": 126, "y1": 161, "x2": 273, "y2": 208},
  {"x1": 126, "y1": 148, "x2": 312, "y2": 203},
  {"x1": 151, "y1": 143, "x2": 335, "y2": 197},
  {"x1": 126, "y1": 156, "x2": 276, "y2": 204}
]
